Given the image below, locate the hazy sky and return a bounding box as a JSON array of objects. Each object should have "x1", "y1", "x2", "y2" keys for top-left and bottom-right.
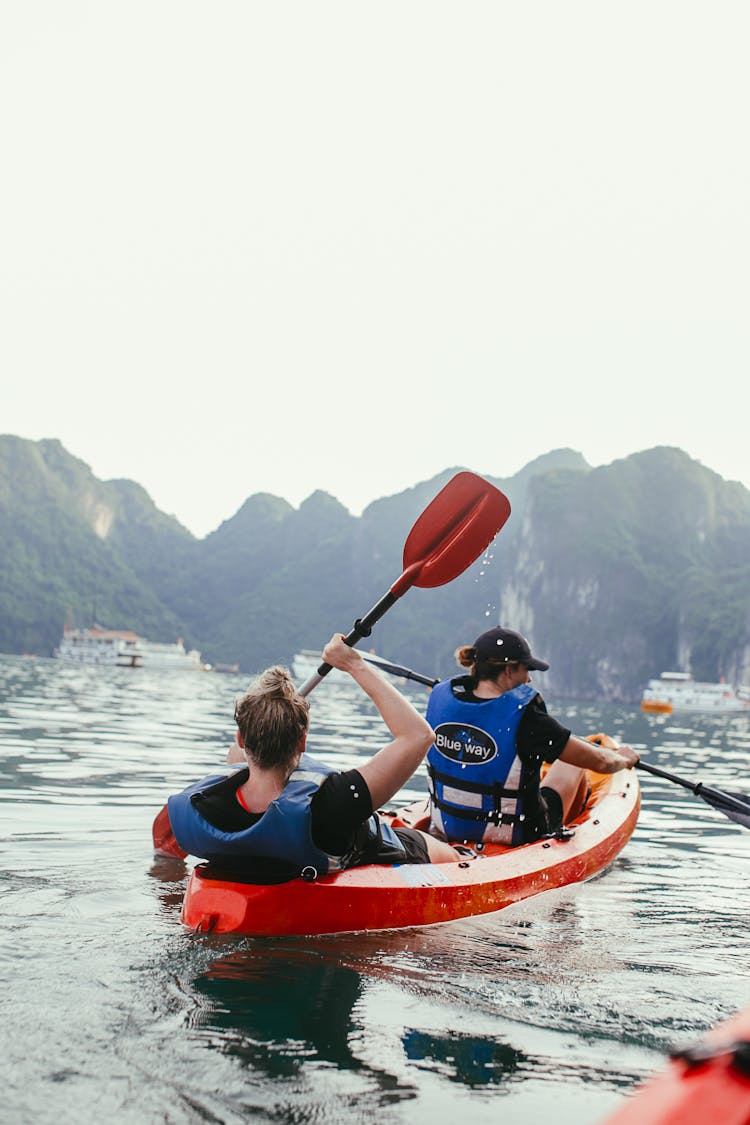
[{"x1": 3, "y1": 3, "x2": 748, "y2": 537}]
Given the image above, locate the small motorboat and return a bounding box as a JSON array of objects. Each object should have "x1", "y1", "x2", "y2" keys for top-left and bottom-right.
[{"x1": 641, "y1": 672, "x2": 750, "y2": 714}]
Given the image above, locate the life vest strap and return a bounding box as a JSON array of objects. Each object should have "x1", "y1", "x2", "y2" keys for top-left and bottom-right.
[
  {"x1": 430, "y1": 793, "x2": 519, "y2": 826},
  {"x1": 427, "y1": 763, "x2": 520, "y2": 826},
  {"x1": 427, "y1": 763, "x2": 519, "y2": 799}
]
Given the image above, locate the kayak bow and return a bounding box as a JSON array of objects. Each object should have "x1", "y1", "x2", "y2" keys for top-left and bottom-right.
[
  {"x1": 603, "y1": 1003, "x2": 750, "y2": 1125},
  {"x1": 181, "y1": 768, "x2": 640, "y2": 937}
]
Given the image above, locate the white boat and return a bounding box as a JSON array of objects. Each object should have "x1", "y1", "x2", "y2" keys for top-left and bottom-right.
[
  {"x1": 641, "y1": 671, "x2": 750, "y2": 714},
  {"x1": 56, "y1": 628, "x2": 204, "y2": 671},
  {"x1": 56, "y1": 626, "x2": 143, "y2": 667},
  {"x1": 291, "y1": 649, "x2": 344, "y2": 684},
  {"x1": 139, "y1": 638, "x2": 205, "y2": 671}
]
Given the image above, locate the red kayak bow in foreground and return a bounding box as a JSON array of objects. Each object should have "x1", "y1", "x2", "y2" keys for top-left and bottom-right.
[{"x1": 603, "y1": 1003, "x2": 750, "y2": 1125}]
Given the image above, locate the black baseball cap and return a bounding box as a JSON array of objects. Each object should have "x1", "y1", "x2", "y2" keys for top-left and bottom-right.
[{"x1": 473, "y1": 626, "x2": 549, "y2": 671}]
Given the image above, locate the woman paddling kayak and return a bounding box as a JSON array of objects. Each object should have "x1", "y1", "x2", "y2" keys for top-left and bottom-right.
[
  {"x1": 425, "y1": 626, "x2": 639, "y2": 845},
  {"x1": 165, "y1": 634, "x2": 460, "y2": 877}
]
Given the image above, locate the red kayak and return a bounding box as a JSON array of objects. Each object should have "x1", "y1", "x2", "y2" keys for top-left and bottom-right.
[
  {"x1": 179, "y1": 767, "x2": 640, "y2": 937},
  {"x1": 603, "y1": 1003, "x2": 750, "y2": 1125}
]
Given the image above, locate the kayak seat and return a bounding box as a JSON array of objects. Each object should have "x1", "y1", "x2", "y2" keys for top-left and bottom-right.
[
  {"x1": 579, "y1": 770, "x2": 611, "y2": 819},
  {"x1": 386, "y1": 797, "x2": 431, "y2": 832}
]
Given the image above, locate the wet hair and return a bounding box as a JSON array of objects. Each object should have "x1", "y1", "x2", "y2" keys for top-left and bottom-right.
[
  {"x1": 233, "y1": 666, "x2": 310, "y2": 773},
  {"x1": 455, "y1": 645, "x2": 524, "y2": 683}
]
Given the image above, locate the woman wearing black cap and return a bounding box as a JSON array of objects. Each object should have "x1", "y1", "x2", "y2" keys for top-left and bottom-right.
[{"x1": 424, "y1": 626, "x2": 639, "y2": 845}]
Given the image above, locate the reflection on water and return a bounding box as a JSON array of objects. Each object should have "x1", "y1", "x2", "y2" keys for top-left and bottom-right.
[
  {"x1": 2, "y1": 656, "x2": 750, "y2": 1124},
  {"x1": 191, "y1": 948, "x2": 365, "y2": 1076},
  {"x1": 403, "y1": 1028, "x2": 525, "y2": 1087}
]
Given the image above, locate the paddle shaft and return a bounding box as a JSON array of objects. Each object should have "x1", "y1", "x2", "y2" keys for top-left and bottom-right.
[
  {"x1": 363, "y1": 654, "x2": 439, "y2": 689},
  {"x1": 299, "y1": 591, "x2": 400, "y2": 695},
  {"x1": 636, "y1": 760, "x2": 750, "y2": 816}
]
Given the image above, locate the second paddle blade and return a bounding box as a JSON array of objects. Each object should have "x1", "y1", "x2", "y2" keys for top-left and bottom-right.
[{"x1": 699, "y1": 785, "x2": 750, "y2": 829}]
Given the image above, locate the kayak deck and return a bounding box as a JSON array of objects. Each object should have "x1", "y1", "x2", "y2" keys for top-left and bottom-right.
[{"x1": 180, "y1": 768, "x2": 640, "y2": 937}]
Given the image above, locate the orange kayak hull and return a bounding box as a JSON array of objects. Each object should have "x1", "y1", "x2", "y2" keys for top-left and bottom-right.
[
  {"x1": 604, "y1": 1004, "x2": 750, "y2": 1125},
  {"x1": 180, "y1": 770, "x2": 640, "y2": 937}
]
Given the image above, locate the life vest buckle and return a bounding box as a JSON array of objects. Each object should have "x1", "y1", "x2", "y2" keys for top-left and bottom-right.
[
  {"x1": 544, "y1": 826, "x2": 576, "y2": 842},
  {"x1": 557, "y1": 826, "x2": 575, "y2": 840}
]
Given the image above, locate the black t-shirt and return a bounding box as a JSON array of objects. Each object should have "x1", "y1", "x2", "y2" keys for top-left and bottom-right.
[{"x1": 518, "y1": 695, "x2": 571, "y2": 760}]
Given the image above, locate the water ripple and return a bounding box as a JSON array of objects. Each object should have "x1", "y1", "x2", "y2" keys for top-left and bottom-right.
[{"x1": 2, "y1": 656, "x2": 750, "y2": 1125}]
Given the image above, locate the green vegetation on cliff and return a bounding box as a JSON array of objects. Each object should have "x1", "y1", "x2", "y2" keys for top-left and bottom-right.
[
  {"x1": 1, "y1": 435, "x2": 748, "y2": 702},
  {"x1": 499, "y1": 448, "x2": 750, "y2": 698},
  {"x1": 0, "y1": 437, "x2": 187, "y2": 655}
]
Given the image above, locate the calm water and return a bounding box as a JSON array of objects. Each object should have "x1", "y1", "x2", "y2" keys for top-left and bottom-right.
[{"x1": 2, "y1": 655, "x2": 749, "y2": 1125}]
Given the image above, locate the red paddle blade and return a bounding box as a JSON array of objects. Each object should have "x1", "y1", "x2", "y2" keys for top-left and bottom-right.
[{"x1": 393, "y1": 472, "x2": 510, "y2": 594}]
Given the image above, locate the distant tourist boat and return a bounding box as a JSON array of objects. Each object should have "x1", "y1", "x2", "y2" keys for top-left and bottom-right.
[
  {"x1": 139, "y1": 638, "x2": 204, "y2": 671},
  {"x1": 57, "y1": 628, "x2": 204, "y2": 671},
  {"x1": 291, "y1": 649, "x2": 343, "y2": 683},
  {"x1": 641, "y1": 671, "x2": 750, "y2": 714},
  {"x1": 56, "y1": 626, "x2": 143, "y2": 667}
]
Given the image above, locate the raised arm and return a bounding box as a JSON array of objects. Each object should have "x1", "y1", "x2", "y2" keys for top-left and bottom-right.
[{"x1": 322, "y1": 634, "x2": 434, "y2": 809}]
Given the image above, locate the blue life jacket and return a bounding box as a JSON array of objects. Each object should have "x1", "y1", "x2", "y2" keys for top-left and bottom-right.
[
  {"x1": 425, "y1": 679, "x2": 538, "y2": 845},
  {"x1": 167, "y1": 752, "x2": 406, "y2": 875}
]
